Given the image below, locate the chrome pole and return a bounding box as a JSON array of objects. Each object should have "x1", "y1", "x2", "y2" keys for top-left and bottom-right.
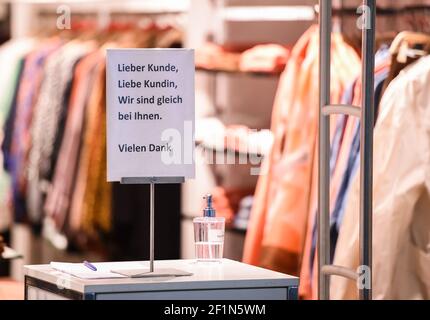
[
  {"x1": 318, "y1": 0, "x2": 332, "y2": 300},
  {"x1": 359, "y1": 0, "x2": 376, "y2": 301}
]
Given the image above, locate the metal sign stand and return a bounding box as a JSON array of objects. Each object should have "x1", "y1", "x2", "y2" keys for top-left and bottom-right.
[{"x1": 119, "y1": 176, "x2": 192, "y2": 278}]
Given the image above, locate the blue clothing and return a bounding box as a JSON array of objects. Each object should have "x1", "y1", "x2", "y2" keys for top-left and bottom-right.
[{"x1": 329, "y1": 69, "x2": 389, "y2": 248}]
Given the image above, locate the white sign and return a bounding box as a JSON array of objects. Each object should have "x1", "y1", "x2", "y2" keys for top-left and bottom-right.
[{"x1": 106, "y1": 49, "x2": 195, "y2": 182}]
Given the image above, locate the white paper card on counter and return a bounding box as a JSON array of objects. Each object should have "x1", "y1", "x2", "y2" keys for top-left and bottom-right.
[
  {"x1": 106, "y1": 49, "x2": 195, "y2": 181},
  {"x1": 50, "y1": 262, "x2": 126, "y2": 279}
]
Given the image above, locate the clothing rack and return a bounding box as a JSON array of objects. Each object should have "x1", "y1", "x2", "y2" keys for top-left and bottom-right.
[
  {"x1": 318, "y1": 0, "x2": 376, "y2": 300},
  {"x1": 330, "y1": 5, "x2": 430, "y2": 16},
  {"x1": 6, "y1": 0, "x2": 187, "y2": 282},
  {"x1": 9, "y1": 0, "x2": 189, "y2": 38}
]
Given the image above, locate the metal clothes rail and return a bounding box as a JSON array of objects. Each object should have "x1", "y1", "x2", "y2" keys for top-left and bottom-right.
[
  {"x1": 318, "y1": 0, "x2": 376, "y2": 300},
  {"x1": 329, "y1": 5, "x2": 430, "y2": 16}
]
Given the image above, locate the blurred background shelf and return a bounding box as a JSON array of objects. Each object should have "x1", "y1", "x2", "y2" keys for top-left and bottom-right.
[{"x1": 196, "y1": 66, "x2": 282, "y2": 78}]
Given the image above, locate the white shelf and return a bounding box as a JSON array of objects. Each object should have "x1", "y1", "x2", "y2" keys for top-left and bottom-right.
[{"x1": 9, "y1": 0, "x2": 189, "y2": 13}]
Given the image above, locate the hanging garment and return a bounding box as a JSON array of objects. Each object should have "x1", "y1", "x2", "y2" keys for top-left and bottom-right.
[
  {"x1": 243, "y1": 26, "x2": 317, "y2": 271},
  {"x1": 331, "y1": 55, "x2": 430, "y2": 300},
  {"x1": 329, "y1": 63, "x2": 390, "y2": 248},
  {"x1": 44, "y1": 49, "x2": 103, "y2": 232},
  {"x1": 0, "y1": 38, "x2": 35, "y2": 232},
  {"x1": 243, "y1": 26, "x2": 360, "y2": 276},
  {"x1": 3, "y1": 38, "x2": 62, "y2": 223},
  {"x1": 67, "y1": 47, "x2": 112, "y2": 243},
  {"x1": 79, "y1": 60, "x2": 111, "y2": 238},
  {"x1": 27, "y1": 40, "x2": 95, "y2": 225}
]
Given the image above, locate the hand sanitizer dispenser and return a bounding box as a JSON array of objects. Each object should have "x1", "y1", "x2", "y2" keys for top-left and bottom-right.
[{"x1": 193, "y1": 194, "x2": 225, "y2": 261}]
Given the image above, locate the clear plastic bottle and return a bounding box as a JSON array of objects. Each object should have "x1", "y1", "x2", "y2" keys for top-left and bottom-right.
[{"x1": 193, "y1": 195, "x2": 225, "y2": 261}]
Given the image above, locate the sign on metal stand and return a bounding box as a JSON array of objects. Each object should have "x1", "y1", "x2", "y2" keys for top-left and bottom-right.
[{"x1": 107, "y1": 49, "x2": 195, "y2": 277}]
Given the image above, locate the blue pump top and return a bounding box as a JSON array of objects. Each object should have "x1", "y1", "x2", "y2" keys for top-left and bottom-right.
[{"x1": 203, "y1": 194, "x2": 216, "y2": 217}]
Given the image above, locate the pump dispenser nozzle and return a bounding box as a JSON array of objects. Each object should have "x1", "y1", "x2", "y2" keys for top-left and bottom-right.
[
  {"x1": 194, "y1": 194, "x2": 225, "y2": 261},
  {"x1": 203, "y1": 194, "x2": 216, "y2": 217}
]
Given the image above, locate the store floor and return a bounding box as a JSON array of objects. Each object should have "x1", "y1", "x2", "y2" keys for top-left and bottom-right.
[{"x1": 0, "y1": 278, "x2": 24, "y2": 300}]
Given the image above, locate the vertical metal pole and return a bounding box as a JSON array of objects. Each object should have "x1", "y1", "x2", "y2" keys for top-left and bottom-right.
[
  {"x1": 359, "y1": 0, "x2": 375, "y2": 300},
  {"x1": 318, "y1": 0, "x2": 332, "y2": 300},
  {"x1": 150, "y1": 182, "x2": 155, "y2": 273}
]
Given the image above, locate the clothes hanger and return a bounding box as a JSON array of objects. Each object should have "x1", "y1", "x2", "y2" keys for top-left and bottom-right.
[
  {"x1": 398, "y1": 40, "x2": 428, "y2": 63},
  {"x1": 389, "y1": 31, "x2": 430, "y2": 54},
  {"x1": 380, "y1": 31, "x2": 430, "y2": 99}
]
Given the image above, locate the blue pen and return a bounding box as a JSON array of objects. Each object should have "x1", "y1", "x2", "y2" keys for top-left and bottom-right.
[{"x1": 83, "y1": 261, "x2": 97, "y2": 271}]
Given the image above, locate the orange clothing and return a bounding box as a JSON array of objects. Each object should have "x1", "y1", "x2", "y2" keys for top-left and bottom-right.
[
  {"x1": 68, "y1": 54, "x2": 111, "y2": 241},
  {"x1": 243, "y1": 26, "x2": 317, "y2": 271}
]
